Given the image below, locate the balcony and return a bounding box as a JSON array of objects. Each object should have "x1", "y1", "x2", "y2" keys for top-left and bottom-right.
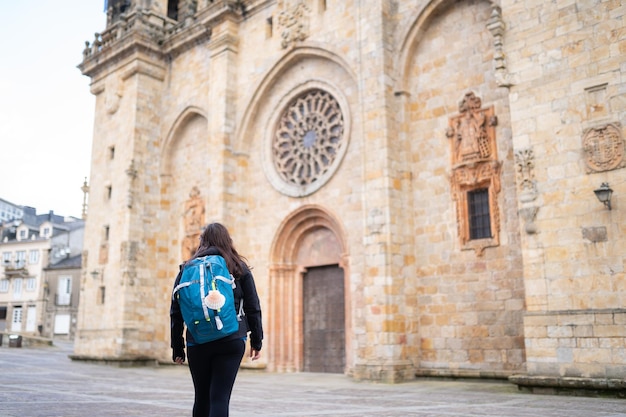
[
  {"x1": 55, "y1": 293, "x2": 72, "y2": 306},
  {"x1": 3, "y1": 261, "x2": 29, "y2": 279}
]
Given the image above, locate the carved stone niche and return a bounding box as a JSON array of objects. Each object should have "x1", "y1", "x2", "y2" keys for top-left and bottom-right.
[
  {"x1": 514, "y1": 147, "x2": 537, "y2": 203},
  {"x1": 447, "y1": 92, "x2": 501, "y2": 256},
  {"x1": 181, "y1": 186, "x2": 205, "y2": 262},
  {"x1": 582, "y1": 122, "x2": 625, "y2": 173}
]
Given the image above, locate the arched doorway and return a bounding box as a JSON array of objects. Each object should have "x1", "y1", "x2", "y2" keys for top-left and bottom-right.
[{"x1": 268, "y1": 205, "x2": 349, "y2": 373}]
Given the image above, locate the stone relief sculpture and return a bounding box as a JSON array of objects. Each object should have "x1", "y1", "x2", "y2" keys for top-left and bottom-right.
[
  {"x1": 514, "y1": 147, "x2": 539, "y2": 234},
  {"x1": 582, "y1": 122, "x2": 625, "y2": 173},
  {"x1": 182, "y1": 186, "x2": 205, "y2": 261},
  {"x1": 447, "y1": 92, "x2": 501, "y2": 255},
  {"x1": 449, "y1": 92, "x2": 497, "y2": 165},
  {"x1": 276, "y1": 0, "x2": 311, "y2": 48},
  {"x1": 514, "y1": 147, "x2": 537, "y2": 203},
  {"x1": 125, "y1": 159, "x2": 138, "y2": 209}
]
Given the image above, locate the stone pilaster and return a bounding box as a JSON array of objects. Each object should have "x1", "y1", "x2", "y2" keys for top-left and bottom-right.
[
  {"x1": 351, "y1": 0, "x2": 415, "y2": 383},
  {"x1": 206, "y1": 14, "x2": 241, "y2": 224}
]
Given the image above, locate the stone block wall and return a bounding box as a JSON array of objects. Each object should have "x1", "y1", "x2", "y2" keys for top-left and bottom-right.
[
  {"x1": 523, "y1": 310, "x2": 626, "y2": 378},
  {"x1": 504, "y1": 0, "x2": 626, "y2": 380}
]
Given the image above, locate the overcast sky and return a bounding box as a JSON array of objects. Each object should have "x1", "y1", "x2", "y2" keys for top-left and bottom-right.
[{"x1": 0, "y1": 1, "x2": 106, "y2": 218}]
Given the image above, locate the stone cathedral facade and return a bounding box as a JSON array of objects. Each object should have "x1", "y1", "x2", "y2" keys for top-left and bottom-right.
[{"x1": 75, "y1": 0, "x2": 626, "y2": 390}]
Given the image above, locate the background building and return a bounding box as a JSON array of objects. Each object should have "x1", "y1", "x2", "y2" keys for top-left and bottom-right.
[
  {"x1": 0, "y1": 198, "x2": 24, "y2": 223},
  {"x1": 74, "y1": 0, "x2": 625, "y2": 391},
  {"x1": 0, "y1": 207, "x2": 84, "y2": 341},
  {"x1": 42, "y1": 254, "x2": 82, "y2": 340}
]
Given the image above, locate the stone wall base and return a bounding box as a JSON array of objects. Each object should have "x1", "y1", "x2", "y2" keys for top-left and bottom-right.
[
  {"x1": 509, "y1": 375, "x2": 626, "y2": 398},
  {"x1": 415, "y1": 368, "x2": 512, "y2": 380},
  {"x1": 351, "y1": 361, "x2": 415, "y2": 383},
  {"x1": 69, "y1": 355, "x2": 159, "y2": 367}
]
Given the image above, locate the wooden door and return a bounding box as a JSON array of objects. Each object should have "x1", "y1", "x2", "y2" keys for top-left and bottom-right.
[{"x1": 303, "y1": 265, "x2": 345, "y2": 373}]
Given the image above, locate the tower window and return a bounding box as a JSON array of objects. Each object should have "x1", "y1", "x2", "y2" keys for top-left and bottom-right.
[
  {"x1": 266, "y1": 17, "x2": 273, "y2": 39},
  {"x1": 168, "y1": 0, "x2": 179, "y2": 20},
  {"x1": 98, "y1": 286, "x2": 106, "y2": 305},
  {"x1": 468, "y1": 188, "x2": 491, "y2": 240}
]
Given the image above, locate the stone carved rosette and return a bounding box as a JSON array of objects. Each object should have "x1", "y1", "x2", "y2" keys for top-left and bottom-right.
[{"x1": 265, "y1": 86, "x2": 349, "y2": 197}]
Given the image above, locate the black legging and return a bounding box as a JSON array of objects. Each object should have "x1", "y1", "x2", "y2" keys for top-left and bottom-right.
[{"x1": 187, "y1": 338, "x2": 246, "y2": 417}]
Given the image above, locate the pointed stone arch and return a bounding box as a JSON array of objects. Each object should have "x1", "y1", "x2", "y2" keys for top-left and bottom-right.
[
  {"x1": 159, "y1": 106, "x2": 209, "y2": 264},
  {"x1": 233, "y1": 44, "x2": 358, "y2": 155},
  {"x1": 267, "y1": 205, "x2": 351, "y2": 373},
  {"x1": 394, "y1": 0, "x2": 498, "y2": 93},
  {"x1": 160, "y1": 105, "x2": 208, "y2": 176}
]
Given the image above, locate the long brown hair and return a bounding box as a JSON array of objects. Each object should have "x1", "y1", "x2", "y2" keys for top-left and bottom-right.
[{"x1": 193, "y1": 222, "x2": 249, "y2": 277}]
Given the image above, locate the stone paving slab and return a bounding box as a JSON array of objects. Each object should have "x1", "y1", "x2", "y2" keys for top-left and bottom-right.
[{"x1": 0, "y1": 342, "x2": 625, "y2": 417}]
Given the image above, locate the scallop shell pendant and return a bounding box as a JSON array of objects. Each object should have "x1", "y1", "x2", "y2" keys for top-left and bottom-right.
[{"x1": 204, "y1": 290, "x2": 226, "y2": 310}]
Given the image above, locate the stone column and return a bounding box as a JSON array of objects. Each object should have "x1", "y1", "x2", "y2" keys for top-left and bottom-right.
[{"x1": 268, "y1": 264, "x2": 301, "y2": 372}]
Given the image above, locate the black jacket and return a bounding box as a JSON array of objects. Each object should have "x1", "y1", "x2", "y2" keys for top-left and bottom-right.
[{"x1": 170, "y1": 247, "x2": 263, "y2": 352}]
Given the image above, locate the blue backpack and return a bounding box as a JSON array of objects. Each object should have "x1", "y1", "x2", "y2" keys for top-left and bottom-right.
[{"x1": 173, "y1": 255, "x2": 241, "y2": 344}]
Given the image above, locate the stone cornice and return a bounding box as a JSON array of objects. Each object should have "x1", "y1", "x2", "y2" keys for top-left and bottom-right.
[
  {"x1": 196, "y1": 0, "x2": 244, "y2": 24},
  {"x1": 162, "y1": 22, "x2": 213, "y2": 58},
  {"x1": 78, "y1": 1, "x2": 276, "y2": 81},
  {"x1": 79, "y1": 30, "x2": 166, "y2": 83}
]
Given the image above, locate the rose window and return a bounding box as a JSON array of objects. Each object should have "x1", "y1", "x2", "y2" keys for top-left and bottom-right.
[{"x1": 272, "y1": 90, "x2": 345, "y2": 187}]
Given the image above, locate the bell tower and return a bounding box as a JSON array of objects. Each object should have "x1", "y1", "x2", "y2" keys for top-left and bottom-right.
[{"x1": 74, "y1": 0, "x2": 211, "y2": 363}]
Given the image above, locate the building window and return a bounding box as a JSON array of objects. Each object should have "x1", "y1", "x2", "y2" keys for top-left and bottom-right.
[
  {"x1": 13, "y1": 278, "x2": 22, "y2": 298},
  {"x1": 468, "y1": 189, "x2": 491, "y2": 240},
  {"x1": 19, "y1": 229, "x2": 27, "y2": 239},
  {"x1": 98, "y1": 286, "x2": 106, "y2": 305},
  {"x1": 0, "y1": 279, "x2": 8, "y2": 292},
  {"x1": 167, "y1": 0, "x2": 179, "y2": 20},
  {"x1": 266, "y1": 17, "x2": 273, "y2": 38},
  {"x1": 26, "y1": 278, "x2": 36, "y2": 292},
  {"x1": 57, "y1": 276, "x2": 72, "y2": 306},
  {"x1": 16, "y1": 251, "x2": 26, "y2": 268},
  {"x1": 29, "y1": 250, "x2": 39, "y2": 264},
  {"x1": 2, "y1": 252, "x2": 11, "y2": 265},
  {"x1": 42, "y1": 227, "x2": 51, "y2": 238}
]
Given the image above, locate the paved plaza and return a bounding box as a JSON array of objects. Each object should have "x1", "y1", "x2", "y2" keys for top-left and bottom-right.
[{"x1": 0, "y1": 341, "x2": 625, "y2": 417}]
